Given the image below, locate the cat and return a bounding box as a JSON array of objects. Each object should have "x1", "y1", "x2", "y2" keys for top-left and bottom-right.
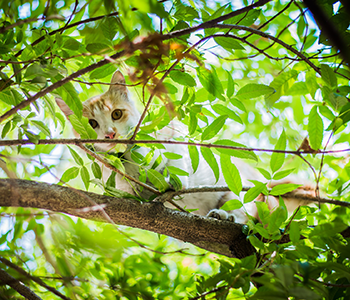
[{"x1": 56, "y1": 71, "x2": 311, "y2": 224}]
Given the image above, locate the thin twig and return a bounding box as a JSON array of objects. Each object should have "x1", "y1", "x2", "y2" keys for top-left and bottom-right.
[
  {"x1": 130, "y1": 39, "x2": 205, "y2": 140},
  {"x1": 157, "y1": 186, "x2": 350, "y2": 208},
  {"x1": 0, "y1": 17, "x2": 42, "y2": 34},
  {"x1": 0, "y1": 138, "x2": 345, "y2": 155},
  {"x1": 11, "y1": 11, "x2": 120, "y2": 59},
  {"x1": 60, "y1": 0, "x2": 79, "y2": 34},
  {"x1": 316, "y1": 133, "x2": 333, "y2": 199},
  {"x1": 212, "y1": 24, "x2": 320, "y2": 74},
  {"x1": 75, "y1": 143, "x2": 160, "y2": 195},
  {"x1": 165, "y1": 0, "x2": 272, "y2": 39}
]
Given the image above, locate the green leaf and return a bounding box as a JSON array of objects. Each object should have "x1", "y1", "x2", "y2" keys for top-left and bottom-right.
[
  {"x1": 213, "y1": 139, "x2": 258, "y2": 161},
  {"x1": 257, "y1": 168, "x2": 271, "y2": 180},
  {"x1": 1, "y1": 121, "x2": 11, "y2": 138},
  {"x1": 201, "y1": 115, "x2": 227, "y2": 140},
  {"x1": 309, "y1": 221, "x2": 348, "y2": 238},
  {"x1": 169, "y1": 70, "x2": 196, "y2": 87},
  {"x1": 255, "y1": 202, "x2": 270, "y2": 225},
  {"x1": 289, "y1": 221, "x2": 300, "y2": 244},
  {"x1": 197, "y1": 68, "x2": 224, "y2": 99},
  {"x1": 69, "y1": 115, "x2": 97, "y2": 139},
  {"x1": 236, "y1": 83, "x2": 275, "y2": 100},
  {"x1": 90, "y1": 64, "x2": 116, "y2": 80},
  {"x1": 108, "y1": 156, "x2": 125, "y2": 173},
  {"x1": 230, "y1": 98, "x2": 247, "y2": 112},
  {"x1": 189, "y1": 112, "x2": 198, "y2": 135},
  {"x1": 270, "y1": 130, "x2": 286, "y2": 173},
  {"x1": 214, "y1": 36, "x2": 245, "y2": 52},
  {"x1": 188, "y1": 145, "x2": 199, "y2": 173},
  {"x1": 220, "y1": 199, "x2": 243, "y2": 211},
  {"x1": 91, "y1": 162, "x2": 102, "y2": 179},
  {"x1": 305, "y1": 70, "x2": 319, "y2": 99},
  {"x1": 63, "y1": 37, "x2": 81, "y2": 50},
  {"x1": 147, "y1": 169, "x2": 169, "y2": 192},
  {"x1": 53, "y1": 75, "x2": 83, "y2": 119},
  {"x1": 287, "y1": 81, "x2": 308, "y2": 96},
  {"x1": 244, "y1": 182, "x2": 267, "y2": 203},
  {"x1": 81, "y1": 166, "x2": 90, "y2": 190},
  {"x1": 318, "y1": 105, "x2": 335, "y2": 120},
  {"x1": 68, "y1": 146, "x2": 84, "y2": 166},
  {"x1": 105, "y1": 185, "x2": 138, "y2": 199},
  {"x1": 23, "y1": 129, "x2": 39, "y2": 144},
  {"x1": 163, "y1": 152, "x2": 182, "y2": 160},
  {"x1": 200, "y1": 147, "x2": 220, "y2": 182},
  {"x1": 253, "y1": 223, "x2": 271, "y2": 239},
  {"x1": 273, "y1": 168, "x2": 295, "y2": 180},
  {"x1": 60, "y1": 166, "x2": 80, "y2": 183},
  {"x1": 248, "y1": 235, "x2": 265, "y2": 249},
  {"x1": 0, "y1": 88, "x2": 24, "y2": 105},
  {"x1": 226, "y1": 70, "x2": 235, "y2": 98},
  {"x1": 163, "y1": 82, "x2": 178, "y2": 94},
  {"x1": 31, "y1": 120, "x2": 51, "y2": 137},
  {"x1": 100, "y1": 16, "x2": 118, "y2": 41},
  {"x1": 169, "y1": 173, "x2": 182, "y2": 191},
  {"x1": 220, "y1": 154, "x2": 242, "y2": 196},
  {"x1": 86, "y1": 43, "x2": 110, "y2": 53},
  {"x1": 328, "y1": 92, "x2": 348, "y2": 111},
  {"x1": 170, "y1": 20, "x2": 190, "y2": 40},
  {"x1": 174, "y1": 5, "x2": 199, "y2": 21},
  {"x1": 270, "y1": 183, "x2": 302, "y2": 196},
  {"x1": 265, "y1": 70, "x2": 298, "y2": 108},
  {"x1": 268, "y1": 206, "x2": 287, "y2": 233},
  {"x1": 167, "y1": 166, "x2": 189, "y2": 176},
  {"x1": 212, "y1": 104, "x2": 242, "y2": 124},
  {"x1": 308, "y1": 106, "x2": 323, "y2": 150},
  {"x1": 11, "y1": 58, "x2": 22, "y2": 84},
  {"x1": 320, "y1": 64, "x2": 337, "y2": 88}
]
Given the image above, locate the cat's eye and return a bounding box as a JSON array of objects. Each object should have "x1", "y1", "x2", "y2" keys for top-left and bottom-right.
[
  {"x1": 112, "y1": 109, "x2": 123, "y2": 120},
  {"x1": 89, "y1": 119, "x2": 98, "y2": 129}
]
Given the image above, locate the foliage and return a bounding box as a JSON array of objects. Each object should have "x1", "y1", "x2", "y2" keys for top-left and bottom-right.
[{"x1": 0, "y1": 0, "x2": 350, "y2": 299}]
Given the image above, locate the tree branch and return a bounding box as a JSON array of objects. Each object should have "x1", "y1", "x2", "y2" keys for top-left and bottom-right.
[
  {"x1": 0, "y1": 138, "x2": 347, "y2": 155},
  {"x1": 0, "y1": 267, "x2": 42, "y2": 300},
  {"x1": 0, "y1": 257, "x2": 72, "y2": 300},
  {"x1": 0, "y1": 51, "x2": 125, "y2": 124},
  {"x1": 164, "y1": 0, "x2": 272, "y2": 39},
  {"x1": 0, "y1": 179, "x2": 255, "y2": 258},
  {"x1": 212, "y1": 24, "x2": 320, "y2": 74}
]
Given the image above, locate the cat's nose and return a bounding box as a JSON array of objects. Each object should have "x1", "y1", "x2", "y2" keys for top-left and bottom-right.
[{"x1": 105, "y1": 132, "x2": 116, "y2": 139}]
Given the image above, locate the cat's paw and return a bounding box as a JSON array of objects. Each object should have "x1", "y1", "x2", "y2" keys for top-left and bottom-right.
[{"x1": 207, "y1": 209, "x2": 235, "y2": 222}]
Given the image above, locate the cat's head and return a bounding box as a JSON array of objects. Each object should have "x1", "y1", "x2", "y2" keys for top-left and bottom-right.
[{"x1": 56, "y1": 71, "x2": 140, "y2": 152}]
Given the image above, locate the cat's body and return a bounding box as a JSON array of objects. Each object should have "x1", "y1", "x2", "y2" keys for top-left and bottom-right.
[{"x1": 56, "y1": 71, "x2": 311, "y2": 223}]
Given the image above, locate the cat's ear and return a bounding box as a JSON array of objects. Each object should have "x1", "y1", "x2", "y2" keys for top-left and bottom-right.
[
  {"x1": 108, "y1": 71, "x2": 127, "y2": 93},
  {"x1": 55, "y1": 97, "x2": 74, "y2": 118}
]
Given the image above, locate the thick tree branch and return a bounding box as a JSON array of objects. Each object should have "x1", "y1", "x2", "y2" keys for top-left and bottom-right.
[
  {"x1": 0, "y1": 268, "x2": 42, "y2": 300},
  {"x1": 0, "y1": 257, "x2": 72, "y2": 300},
  {"x1": 0, "y1": 179, "x2": 255, "y2": 258}
]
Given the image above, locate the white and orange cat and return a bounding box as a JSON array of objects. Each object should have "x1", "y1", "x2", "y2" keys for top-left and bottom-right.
[{"x1": 56, "y1": 71, "x2": 310, "y2": 223}]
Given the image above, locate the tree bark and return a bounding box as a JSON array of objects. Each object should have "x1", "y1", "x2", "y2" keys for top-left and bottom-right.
[{"x1": 0, "y1": 179, "x2": 255, "y2": 258}]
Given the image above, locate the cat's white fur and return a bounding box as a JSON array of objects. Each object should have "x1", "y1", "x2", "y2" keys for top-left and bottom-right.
[{"x1": 56, "y1": 71, "x2": 311, "y2": 223}]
